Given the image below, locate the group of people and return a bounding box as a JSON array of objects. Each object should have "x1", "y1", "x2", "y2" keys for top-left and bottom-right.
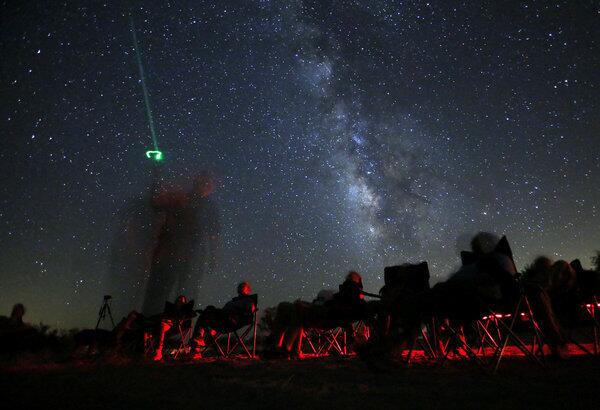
[
  {"x1": 263, "y1": 232, "x2": 600, "y2": 360},
  {"x1": 113, "y1": 281, "x2": 256, "y2": 361},
  {"x1": 268, "y1": 271, "x2": 375, "y2": 357},
  {"x1": 3, "y1": 232, "x2": 599, "y2": 362}
]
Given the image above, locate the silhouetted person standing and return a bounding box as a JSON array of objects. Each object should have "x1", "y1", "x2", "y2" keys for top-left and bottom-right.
[
  {"x1": 108, "y1": 176, "x2": 163, "y2": 315},
  {"x1": 142, "y1": 174, "x2": 220, "y2": 315}
]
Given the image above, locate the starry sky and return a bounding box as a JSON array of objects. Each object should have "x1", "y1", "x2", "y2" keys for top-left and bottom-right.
[{"x1": 1, "y1": 1, "x2": 599, "y2": 329}]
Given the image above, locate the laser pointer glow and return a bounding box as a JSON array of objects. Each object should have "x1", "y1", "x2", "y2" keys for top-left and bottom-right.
[{"x1": 145, "y1": 150, "x2": 164, "y2": 161}]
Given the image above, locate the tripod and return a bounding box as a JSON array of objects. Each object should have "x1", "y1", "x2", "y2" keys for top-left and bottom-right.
[{"x1": 96, "y1": 295, "x2": 116, "y2": 330}]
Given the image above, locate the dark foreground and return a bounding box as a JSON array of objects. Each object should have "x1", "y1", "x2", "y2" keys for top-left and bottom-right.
[{"x1": 1, "y1": 356, "x2": 599, "y2": 410}]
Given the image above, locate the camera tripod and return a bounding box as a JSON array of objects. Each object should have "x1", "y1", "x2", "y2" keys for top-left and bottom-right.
[{"x1": 95, "y1": 295, "x2": 116, "y2": 330}]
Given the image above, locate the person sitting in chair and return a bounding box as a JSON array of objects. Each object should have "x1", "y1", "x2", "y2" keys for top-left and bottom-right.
[
  {"x1": 152, "y1": 295, "x2": 195, "y2": 361},
  {"x1": 325, "y1": 271, "x2": 370, "y2": 342},
  {"x1": 524, "y1": 257, "x2": 579, "y2": 358},
  {"x1": 330, "y1": 271, "x2": 365, "y2": 306},
  {"x1": 191, "y1": 282, "x2": 256, "y2": 358},
  {"x1": 571, "y1": 259, "x2": 600, "y2": 299},
  {"x1": 366, "y1": 233, "x2": 519, "y2": 358},
  {"x1": 0, "y1": 303, "x2": 38, "y2": 352},
  {"x1": 271, "y1": 271, "x2": 372, "y2": 358}
]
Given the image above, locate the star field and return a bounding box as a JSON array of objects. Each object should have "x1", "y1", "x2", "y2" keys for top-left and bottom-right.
[{"x1": 1, "y1": 1, "x2": 598, "y2": 328}]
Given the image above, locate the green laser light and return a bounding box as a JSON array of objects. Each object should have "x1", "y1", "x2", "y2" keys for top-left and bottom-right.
[{"x1": 146, "y1": 150, "x2": 163, "y2": 161}]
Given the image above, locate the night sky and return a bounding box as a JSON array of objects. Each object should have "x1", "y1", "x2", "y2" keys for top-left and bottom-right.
[{"x1": 1, "y1": 1, "x2": 599, "y2": 329}]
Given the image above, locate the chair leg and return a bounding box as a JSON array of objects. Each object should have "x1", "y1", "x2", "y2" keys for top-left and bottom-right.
[
  {"x1": 522, "y1": 295, "x2": 546, "y2": 357},
  {"x1": 419, "y1": 323, "x2": 437, "y2": 360},
  {"x1": 492, "y1": 297, "x2": 545, "y2": 373},
  {"x1": 324, "y1": 328, "x2": 344, "y2": 355},
  {"x1": 303, "y1": 330, "x2": 318, "y2": 355},
  {"x1": 211, "y1": 332, "x2": 226, "y2": 357},
  {"x1": 233, "y1": 330, "x2": 252, "y2": 358},
  {"x1": 439, "y1": 322, "x2": 486, "y2": 367},
  {"x1": 252, "y1": 312, "x2": 258, "y2": 358}
]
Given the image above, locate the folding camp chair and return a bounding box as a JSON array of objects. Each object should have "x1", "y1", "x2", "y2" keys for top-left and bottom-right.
[
  {"x1": 143, "y1": 299, "x2": 196, "y2": 360},
  {"x1": 202, "y1": 294, "x2": 259, "y2": 359},
  {"x1": 570, "y1": 260, "x2": 600, "y2": 354},
  {"x1": 294, "y1": 316, "x2": 371, "y2": 358},
  {"x1": 435, "y1": 319, "x2": 489, "y2": 367},
  {"x1": 558, "y1": 296, "x2": 600, "y2": 357},
  {"x1": 381, "y1": 262, "x2": 440, "y2": 364},
  {"x1": 429, "y1": 237, "x2": 546, "y2": 370},
  {"x1": 300, "y1": 326, "x2": 346, "y2": 356},
  {"x1": 582, "y1": 297, "x2": 600, "y2": 355},
  {"x1": 144, "y1": 317, "x2": 194, "y2": 360},
  {"x1": 474, "y1": 311, "x2": 542, "y2": 359},
  {"x1": 405, "y1": 317, "x2": 440, "y2": 364},
  {"x1": 486, "y1": 291, "x2": 546, "y2": 371}
]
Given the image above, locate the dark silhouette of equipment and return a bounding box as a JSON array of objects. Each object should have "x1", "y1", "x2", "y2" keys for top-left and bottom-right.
[{"x1": 96, "y1": 295, "x2": 116, "y2": 330}]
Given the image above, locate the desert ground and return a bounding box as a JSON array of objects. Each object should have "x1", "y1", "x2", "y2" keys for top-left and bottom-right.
[{"x1": 2, "y1": 354, "x2": 599, "y2": 410}]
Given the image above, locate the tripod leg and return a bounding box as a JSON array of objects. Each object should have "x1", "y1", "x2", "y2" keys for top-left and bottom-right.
[
  {"x1": 106, "y1": 303, "x2": 116, "y2": 328},
  {"x1": 95, "y1": 303, "x2": 106, "y2": 330}
]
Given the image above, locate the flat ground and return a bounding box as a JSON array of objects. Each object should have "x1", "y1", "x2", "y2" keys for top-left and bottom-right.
[{"x1": 1, "y1": 355, "x2": 599, "y2": 410}]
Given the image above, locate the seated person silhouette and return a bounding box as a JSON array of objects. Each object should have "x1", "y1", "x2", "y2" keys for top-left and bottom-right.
[
  {"x1": 152, "y1": 295, "x2": 196, "y2": 361},
  {"x1": 524, "y1": 257, "x2": 579, "y2": 358},
  {"x1": 0, "y1": 303, "x2": 27, "y2": 329},
  {"x1": 324, "y1": 271, "x2": 368, "y2": 322},
  {"x1": 571, "y1": 259, "x2": 600, "y2": 298},
  {"x1": 191, "y1": 282, "x2": 256, "y2": 358},
  {"x1": 273, "y1": 271, "x2": 371, "y2": 357},
  {"x1": 433, "y1": 233, "x2": 518, "y2": 319},
  {"x1": 0, "y1": 303, "x2": 38, "y2": 351},
  {"x1": 372, "y1": 233, "x2": 519, "y2": 351}
]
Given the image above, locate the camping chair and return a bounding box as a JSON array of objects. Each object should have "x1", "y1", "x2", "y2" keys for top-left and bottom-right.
[
  {"x1": 582, "y1": 296, "x2": 600, "y2": 355},
  {"x1": 203, "y1": 294, "x2": 259, "y2": 359},
  {"x1": 485, "y1": 289, "x2": 546, "y2": 371},
  {"x1": 380, "y1": 262, "x2": 440, "y2": 364},
  {"x1": 300, "y1": 319, "x2": 371, "y2": 356},
  {"x1": 144, "y1": 318, "x2": 195, "y2": 359},
  {"x1": 301, "y1": 326, "x2": 346, "y2": 356},
  {"x1": 455, "y1": 237, "x2": 546, "y2": 370},
  {"x1": 474, "y1": 311, "x2": 543, "y2": 358},
  {"x1": 404, "y1": 318, "x2": 440, "y2": 364},
  {"x1": 434, "y1": 237, "x2": 546, "y2": 370},
  {"x1": 492, "y1": 284, "x2": 596, "y2": 366},
  {"x1": 571, "y1": 261, "x2": 600, "y2": 355},
  {"x1": 144, "y1": 300, "x2": 196, "y2": 360},
  {"x1": 557, "y1": 295, "x2": 600, "y2": 357}
]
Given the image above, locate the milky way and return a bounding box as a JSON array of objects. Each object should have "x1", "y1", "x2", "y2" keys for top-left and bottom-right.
[{"x1": 1, "y1": 1, "x2": 598, "y2": 327}]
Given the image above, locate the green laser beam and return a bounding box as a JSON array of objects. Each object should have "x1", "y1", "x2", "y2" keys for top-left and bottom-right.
[{"x1": 129, "y1": 13, "x2": 159, "y2": 153}]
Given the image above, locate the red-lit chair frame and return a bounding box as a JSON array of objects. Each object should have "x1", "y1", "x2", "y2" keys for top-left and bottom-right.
[
  {"x1": 474, "y1": 311, "x2": 543, "y2": 358},
  {"x1": 205, "y1": 312, "x2": 258, "y2": 359},
  {"x1": 567, "y1": 296, "x2": 600, "y2": 356},
  {"x1": 488, "y1": 292, "x2": 547, "y2": 372},
  {"x1": 144, "y1": 318, "x2": 194, "y2": 360},
  {"x1": 433, "y1": 318, "x2": 489, "y2": 367},
  {"x1": 201, "y1": 298, "x2": 259, "y2": 359},
  {"x1": 405, "y1": 317, "x2": 441, "y2": 364},
  {"x1": 423, "y1": 293, "x2": 548, "y2": 369},
  {"x1": 585, "y1": 297, "x2": 600, "y2": 354},
  {"x1": 301, "y1": 320, "x2": 370, "y2": 357}
]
